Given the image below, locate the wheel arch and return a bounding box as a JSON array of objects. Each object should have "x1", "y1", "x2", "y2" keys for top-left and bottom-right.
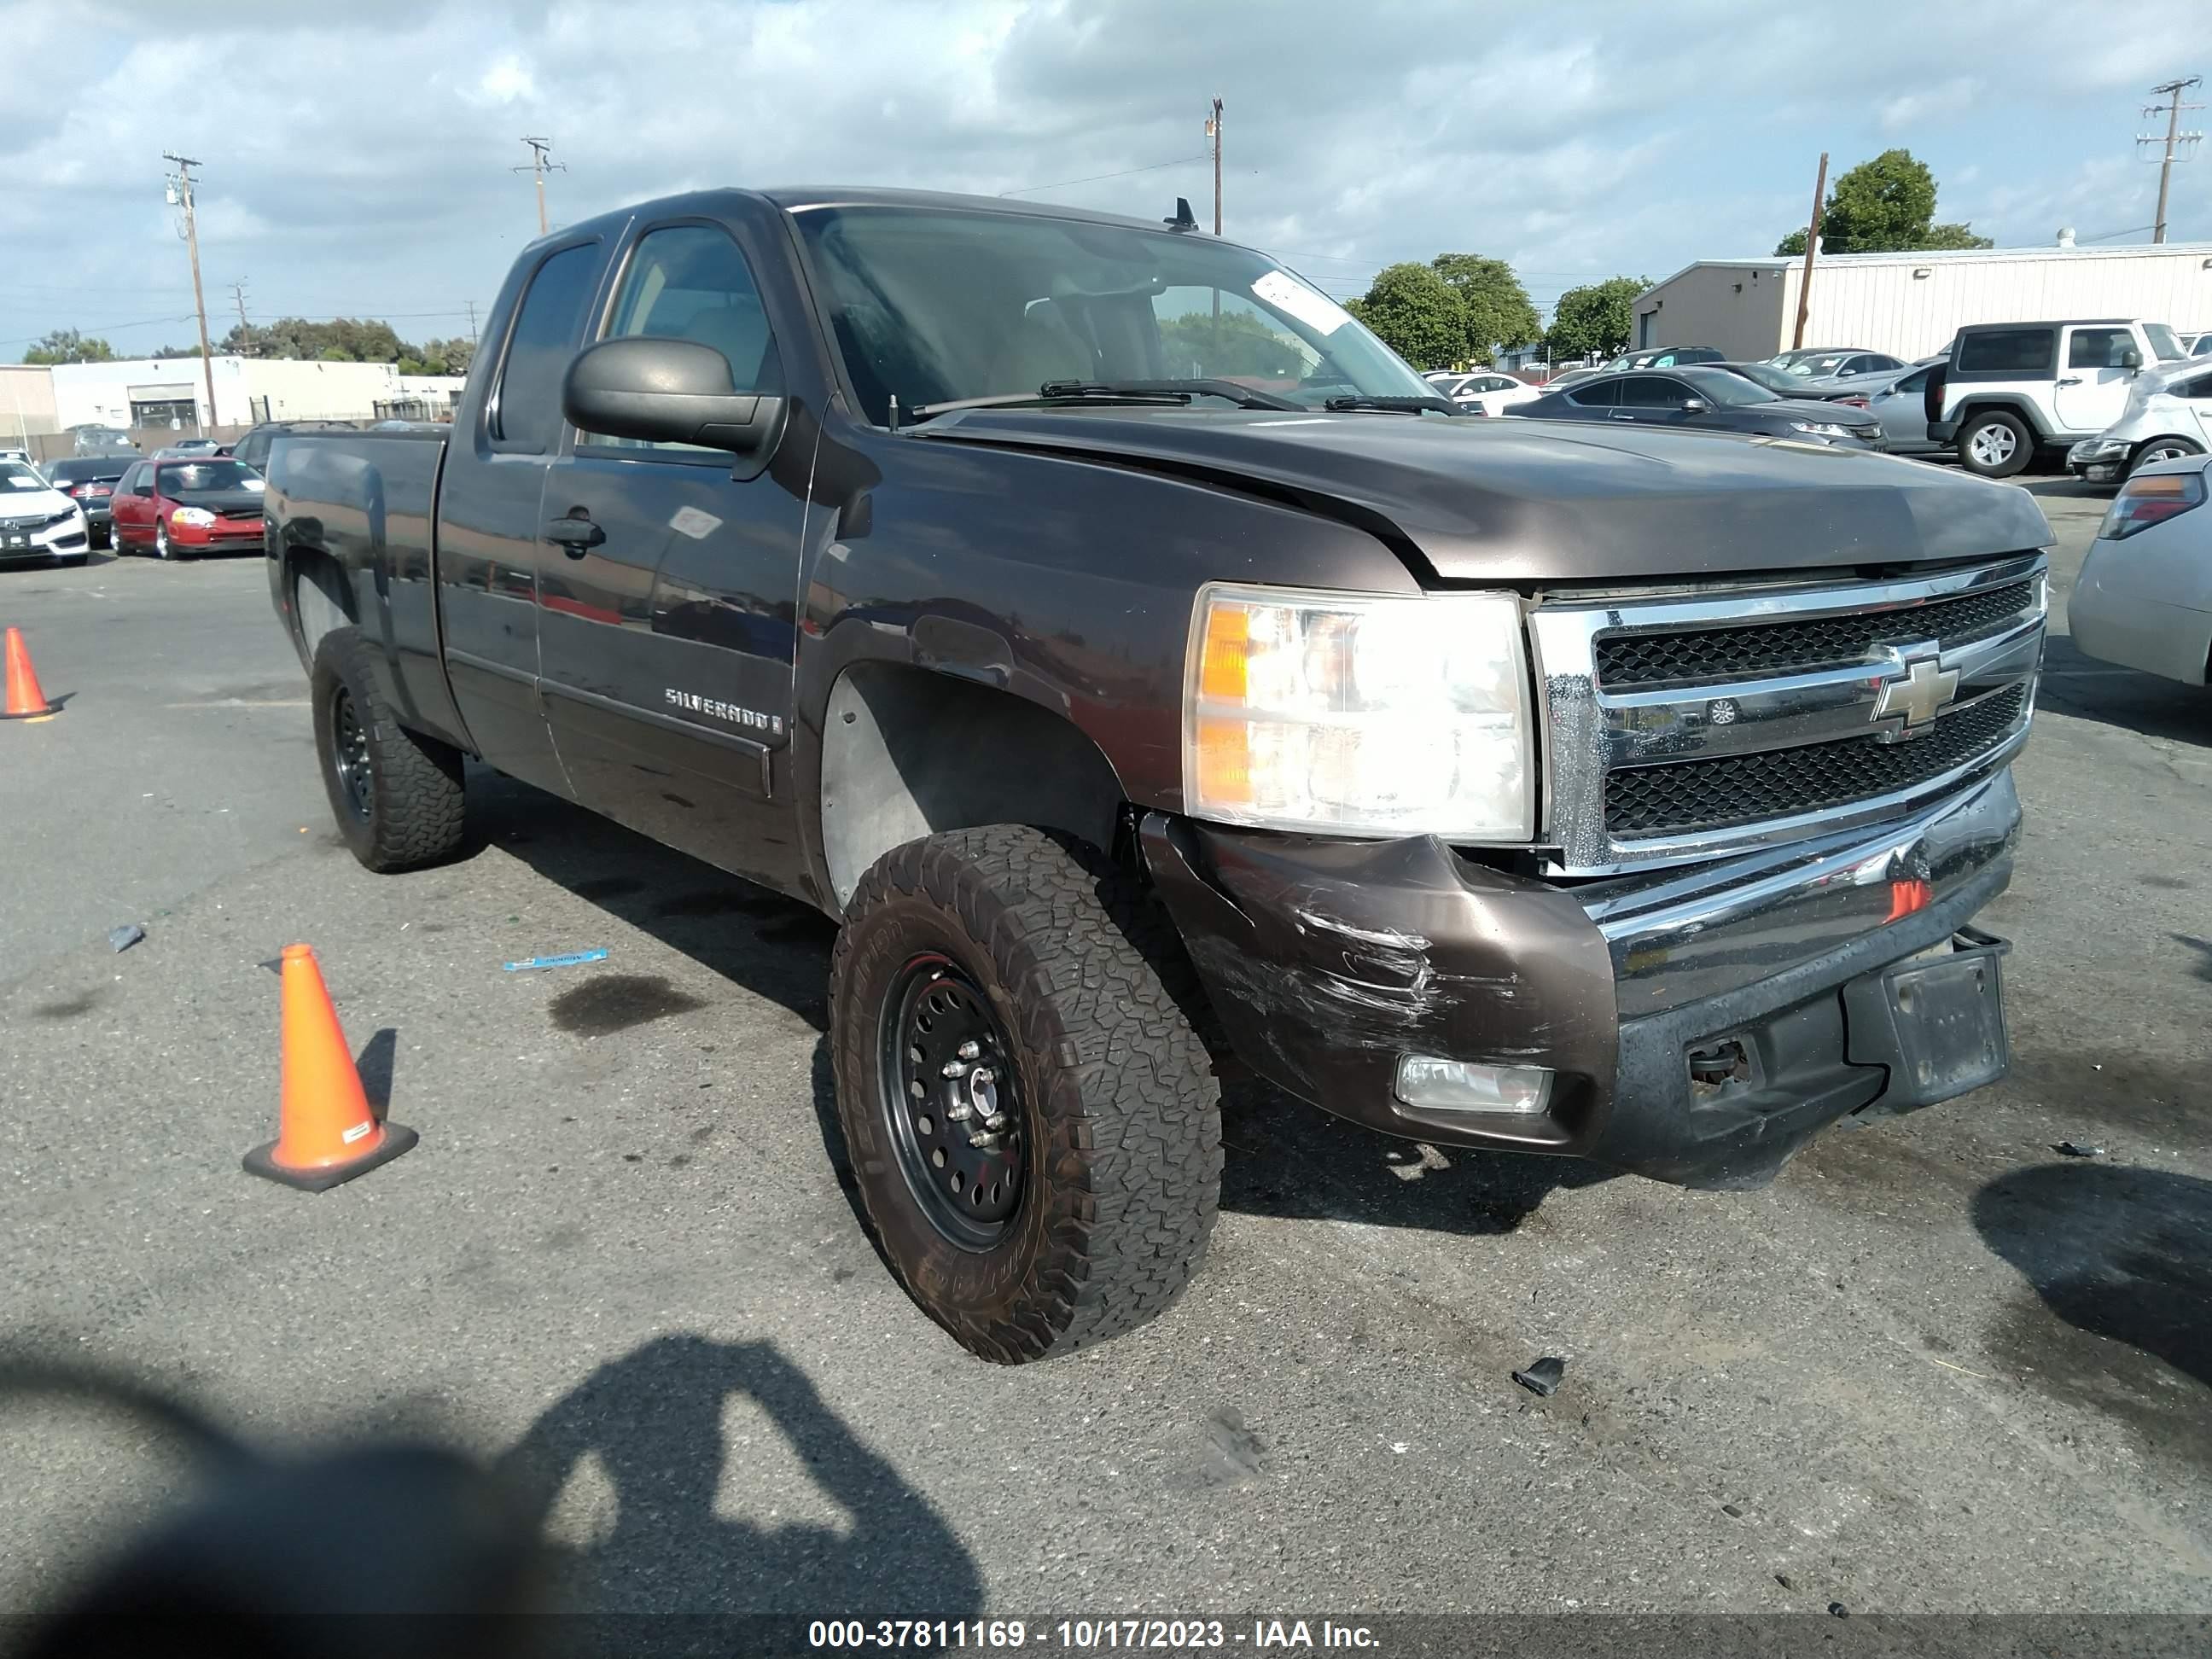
[
  {"x1": 818, "y1": 661, "x2": 1129, "y2": 912},
  {"x1": 1953, "y1": 396, "x2": 2051, "y2": 443}
]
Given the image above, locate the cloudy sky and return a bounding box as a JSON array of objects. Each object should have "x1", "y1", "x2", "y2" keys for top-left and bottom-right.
[{"x1": 3, "y1": 0, "x2": 2205, "y2": 362}]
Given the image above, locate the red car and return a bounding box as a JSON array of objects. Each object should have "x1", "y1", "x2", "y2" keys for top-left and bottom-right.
[{"x1": 109, "y1": 457, "x2": 268, "y2": 559}]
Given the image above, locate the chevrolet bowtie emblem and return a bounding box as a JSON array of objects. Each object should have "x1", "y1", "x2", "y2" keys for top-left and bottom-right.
[{"x1": 1873, "y1": 650, "x2": 1959, "y2": 731}]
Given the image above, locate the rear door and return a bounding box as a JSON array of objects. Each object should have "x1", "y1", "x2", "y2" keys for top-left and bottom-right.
[
  {"x1": 535, "y1": 214, "x2": 811, "y2": 879},
  {"x1": 434, "y1": 236, "x2": 609, "y2": 796},
  {"x1": 2055, "y1": 326, "x2": 2138, "y2": 433}
]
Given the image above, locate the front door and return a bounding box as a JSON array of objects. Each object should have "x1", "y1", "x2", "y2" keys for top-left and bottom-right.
[
  {"x1": 536, "y1": 218, "x2": 811, "y2": 883},
  {"x1": 2055, "y1": 326, "x2": 2139, "y2": 433}
]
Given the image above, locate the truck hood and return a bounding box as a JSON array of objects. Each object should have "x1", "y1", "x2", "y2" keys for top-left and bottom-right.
[{"x1": 919, "y1": 408, "x2": 2052, "y2": 584}]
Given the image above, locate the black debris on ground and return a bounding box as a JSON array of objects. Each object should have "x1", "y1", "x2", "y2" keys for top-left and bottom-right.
[{"x1": 1512, "y1": 1356, "x2": 1566, "y2": 1397}]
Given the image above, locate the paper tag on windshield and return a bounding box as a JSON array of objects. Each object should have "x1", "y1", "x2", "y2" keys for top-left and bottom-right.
[{"x1": 1253, "y1": 270, "x2": 1353, "y2": 336}]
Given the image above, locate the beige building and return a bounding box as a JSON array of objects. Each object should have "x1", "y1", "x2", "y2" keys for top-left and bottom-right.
[
  {"x1": 48, "y1": 357, "x2": 465, "y2": 431},
  {"x1": 1, "y1": 364, "x2": 61, "y2": 440},
  {"x1": 1633, "y1": 237, "x2": 2212, "y2": 362}
]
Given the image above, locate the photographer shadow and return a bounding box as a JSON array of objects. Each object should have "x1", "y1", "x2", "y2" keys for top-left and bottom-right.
[{"x1": 500, "y1": 1334, "x2": 980, "y2": 1616}]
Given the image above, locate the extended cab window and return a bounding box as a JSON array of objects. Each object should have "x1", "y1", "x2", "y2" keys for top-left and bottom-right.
[
  {"x1": 492, "y1": 242, "x2": 602, "y2": 452},
  {"x1": 1958, "y1": 329, "x2": 2053, "y2": 374},
  {"x1": 585, "y1": 224, "x2": 782, "y2": 457},
  {"x1": 2068, "y1": 328, "x2": 2134, "y2": 369}
]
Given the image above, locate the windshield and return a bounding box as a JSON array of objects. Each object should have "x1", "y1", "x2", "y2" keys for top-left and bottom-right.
[
  {"x1": 1, "y1": 462, "x2": 50, "y2": 491},
  {"x1": 1784, "y1": 352, "x2": 1854, "y2": 377},
  {"x1": 1680, "y1": 369, "x2": 1776, "y2": 406},
  {"x1": 793, "y1": 206, "x2": 1435, "y2": 420},
  {"x1": 1718, "y1": 362, "x2": 1802, "y2": 394},
  {"x1": 2143, "y1": 323, "x2": 2186, "y2": 363},
  {"x1": 156, "y1": 460, "x2": 259, "y2": 493}
]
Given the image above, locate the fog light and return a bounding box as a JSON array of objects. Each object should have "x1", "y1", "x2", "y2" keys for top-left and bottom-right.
[{"x1": 1394, "y1": 1055, "x2": 1552, "y2": 1115}]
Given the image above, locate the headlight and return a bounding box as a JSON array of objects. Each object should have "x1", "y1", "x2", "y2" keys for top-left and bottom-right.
[
  {"x1": 171, "y1": 507, "x2": 216, "y2": 527},
  {"x1": 1184, "y1": 584, "x2": 1534, "y2": 839},
  {"x1": 1789, "y1": 420, "x2": 1854, "y2": 439},
  {"x1": 2098, "y1": 469, "x2": 2205, "y2": 540}
]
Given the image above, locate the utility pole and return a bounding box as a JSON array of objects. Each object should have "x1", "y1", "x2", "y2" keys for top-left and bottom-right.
[
  {"x1": 465, "y1": 299, "x2": 479, "y2": 346},
  {"x1": 515, "y1": 137, "x2": 564, "y2": 236},
  {"x1": 229, "y1": 280, "x2": 250, "y2": 349},
  {"x1": 164, "y1": 154, "x2": 218, "y2": 432},
  {"x1": 1791, "y1": 149, "x2": 1828, "y2": 350},
  {"x1": 2139, "y1": 77, "x2": 2203, "y2": 243},
  {"x1": 1208, "y1": 97, "x2": 1225, "y2": 236}
]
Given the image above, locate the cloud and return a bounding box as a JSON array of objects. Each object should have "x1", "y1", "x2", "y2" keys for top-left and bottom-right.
[{"x1": 2, "y1": 0, "x2": 2207, "y2": 355}]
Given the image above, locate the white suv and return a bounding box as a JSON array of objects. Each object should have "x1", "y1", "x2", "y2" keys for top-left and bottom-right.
[{"x1": 1927, "y1": 319, "x2": 2192, "y2": 478}]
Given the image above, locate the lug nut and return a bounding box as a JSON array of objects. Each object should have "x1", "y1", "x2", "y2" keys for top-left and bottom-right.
[
  {"x1": 957, "y1": 1039, "x2": 981, "y2": 1060},
  {"x1": 940, "y1": 1058, "x2": 969, "y2": 1079},
  {"x1": 946, "y1": 1101, "x2": 973, "y2": 1122},
  {"x1": 968, "y1": 1131, "x2": 998, "y2": 1149},
  {"x1": 982, "y1": 1113, "x2": 1010, "y2": 1132}
]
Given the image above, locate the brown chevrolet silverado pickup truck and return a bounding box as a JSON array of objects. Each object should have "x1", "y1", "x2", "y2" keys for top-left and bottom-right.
[{"x1": 266, "y1": 185, "x2": 2051, "y2": 1362}]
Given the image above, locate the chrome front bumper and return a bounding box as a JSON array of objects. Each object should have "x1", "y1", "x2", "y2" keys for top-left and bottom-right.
[{"x1": 1582, "y1": 767, "x2": 2021, "y2": 1018}]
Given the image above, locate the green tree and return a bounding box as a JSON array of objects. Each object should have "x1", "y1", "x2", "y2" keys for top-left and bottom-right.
[
  {"x1": 1155, "y1": 308, "x2": 1311, "y2": 378},
  {"x1": 1545, "y1": 276, "x2": 1647, "y2": 361},
  {"x1": 21, "y1": 329, "x2": 115, "y2": 365},
  {"x1": 1429, "y1": 253, "x2": 1540, "y2": 360},
  {"x1": 1346, "y1": 262, "x2": 1470, "y2": 370},
  {"x1": 1774, "y1": 148, "x2": 1992, "y2": 254}
]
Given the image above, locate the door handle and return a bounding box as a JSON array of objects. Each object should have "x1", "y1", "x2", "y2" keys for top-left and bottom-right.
[
  {"x1": 2056, "y1": 376, "x2": 2082, "y2": 387},
  {"x1": 543, "y1": 514, "x2": 605, "y2": 557}
]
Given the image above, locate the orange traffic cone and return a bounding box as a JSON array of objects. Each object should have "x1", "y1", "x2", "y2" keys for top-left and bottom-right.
[
  {"x1": 243, "y1": 944, "x2": 418, "y2": 1190},
  {"x1": 2, "y1": 627, "x2": 56, "y2": 720}
]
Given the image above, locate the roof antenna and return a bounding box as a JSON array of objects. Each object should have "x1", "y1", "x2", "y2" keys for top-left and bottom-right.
[{"x1": 1163, "y1": 196, "x2": 1198, "y2": 233}]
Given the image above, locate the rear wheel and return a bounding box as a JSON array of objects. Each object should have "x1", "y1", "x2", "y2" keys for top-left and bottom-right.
[
  {"x1": 311, "y1": 626, "x2": 466, "y2": 871},
  {"x1": 2130, "y1": 437, "x2": 2203, "y2": 474},
  {"x1": 830, "y1": 824, "x2": 1222, "y2": 1364},
  {"x1": 1958, "y1": 410, "x2": 2033, "y2": 478}
]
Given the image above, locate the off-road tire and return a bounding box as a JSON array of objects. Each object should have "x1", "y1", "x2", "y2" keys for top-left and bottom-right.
[
  {"x1": 311, "y1": 626, "x2": 465, "y2": 872},
  {"x1": 830, "y1": 824, "x2": 1223, "y2": 1364},
  {"x1": 1958, "y1": 408, "x2": 2034, "y2": 479}
]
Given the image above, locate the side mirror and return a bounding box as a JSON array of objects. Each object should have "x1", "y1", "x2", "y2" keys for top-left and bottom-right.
[
  {"x1": 562, "y1": 336, "x2": 783, "y2": 453},
  {"x1": 1679, "y1": 398, "x2": 1710, "y2": 415},
  {"x1": 2120, "y1": 346, "x2": 2144, "y2": 370}
]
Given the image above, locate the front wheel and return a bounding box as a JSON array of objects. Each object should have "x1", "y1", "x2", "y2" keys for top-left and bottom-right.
[
  {"x1": 1958, "y1": 410, "x2": 2033, "y2": 478},
  {"x1": 154, "y1": 521, "x2": 177, "y2": 560},
  {"x1": 311, "y1": 626, "x2": 466, "y2": 871},
  {"x1": 2130, "y1": 437, "x2": 2204, "y2": 475},
  {"x1": 830, "y1": 825, "x2": 1223, "y2": 1364}
]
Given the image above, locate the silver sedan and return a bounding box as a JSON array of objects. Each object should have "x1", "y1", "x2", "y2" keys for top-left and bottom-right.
[{"x1": 2069, "y1": 453, "x2": 2212, "y2": 685}]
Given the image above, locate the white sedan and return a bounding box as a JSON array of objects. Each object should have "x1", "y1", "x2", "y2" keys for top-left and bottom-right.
[
  {"x1": 2069, "y1": 454, "x2": 2212, "y2": 685},
  {"x1": 0, "y1": 457, "x2": 91, "y2": 568},
  {"x1": 1435, "y1": 371, "x2": 1542, "y2": 416}
]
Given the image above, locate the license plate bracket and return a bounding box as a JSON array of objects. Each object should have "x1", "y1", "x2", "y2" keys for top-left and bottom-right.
[
  {"x1": 1842, "y1": 926, "x2": 2011, "y2": 1114},
  {"x1": 0, "y1": 532, "x2": 29, "y2": 552}
]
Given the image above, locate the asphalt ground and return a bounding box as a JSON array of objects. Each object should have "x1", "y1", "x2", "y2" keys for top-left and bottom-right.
[{"x1": 0, "y1": 481, "x2": 2206, "y2": 1624}]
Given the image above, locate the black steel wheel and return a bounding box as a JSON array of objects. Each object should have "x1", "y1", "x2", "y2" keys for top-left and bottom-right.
[
  {"x1": 830, "y1": 824, "x2": 1222, "y2": 1365},
  {"x1": 880, "y1": 954, "x2": 1026, "y2": 1249},
  {"x1": 310, "y1": 625, "x2": 466, "y2": 871}
]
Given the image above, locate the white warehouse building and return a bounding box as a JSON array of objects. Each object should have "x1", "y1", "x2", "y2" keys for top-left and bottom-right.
[
  {"x1": 49, "y1": 357, "x2": 466, "y2": 431},
  {"x1": 1633, "y1": 237, "x2": 2212, "y2": 363}
]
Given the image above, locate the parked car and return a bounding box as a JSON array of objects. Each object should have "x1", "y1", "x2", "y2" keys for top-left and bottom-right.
[
  {"x1": 1708, "y1": 360, "x2": 1824, "y2": 397},
  {"x1": 227, "y1": 421, "x2": 360, "y2": 474},
  {"x1": 1925, "y1": 318, "x2": 2192, "y2": 478},
  {"x1": 1845, "y1": 363, "x2": 1945, "y2": 455},
  {"x1": 42, "y1": 454, "x2": 137, "y2": 546},
  {"x1": 67, "y1": 424, "x2": 137, "y2": 456},
  {"x1": 2069, "y1": 454, "x2": 2212, "y2": 684},
  {"x1": 160, "y1": 437, "x2": 223, "y2": 456},
  {"x1": 262, "y1": 184, "x2": 2048, "y2": 1365},
  {"x1": 1775, "y1": 348, "x2": 1909, "y2": 382},
  {"x1": 2065, "y1": 358, "x2": 2212, "y2": 482},
  {"x1": 1438, "y1": 370, "x2": 1541, "y2": 416},
  {"x1": 2182, "y1": 330, "x2": 2212, "y2": 358},
  {"x1": 1604, "y1": 346, "x2": 1723, "y2": 370},
  {"x1": 1540, "y1": 366, "x2": 1604, "y2": 393},
  {"x1": 109, "y1": 457, "x2": 268, "y2": 559},
  {"x1": 1509, "y1": 364, "x2": 1883, "y2": 446},
  {"x1": 0, "y1": 457, "x2": 90, "y2": 568}
]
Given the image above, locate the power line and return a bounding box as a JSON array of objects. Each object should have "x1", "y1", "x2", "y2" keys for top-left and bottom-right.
[{"x1": 997, "y1": 153, "x2": 1208, "y2": 198}]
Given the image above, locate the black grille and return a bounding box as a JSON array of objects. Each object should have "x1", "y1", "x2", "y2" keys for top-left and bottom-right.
[
  {"x1": 1606, "y1": 685, "x2": 2029, "y2": 837},
  {"x1": 1596, "y1": 581, "x2": 2035, "y2": 688}
]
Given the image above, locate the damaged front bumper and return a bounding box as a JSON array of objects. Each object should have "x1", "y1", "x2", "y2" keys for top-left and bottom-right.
[{"x1": 1141, "y1": 768, "x2": 2020, "y2": 1188}]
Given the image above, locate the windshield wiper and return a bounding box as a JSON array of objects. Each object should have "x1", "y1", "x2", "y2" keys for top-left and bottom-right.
[
  {"x1": 906, "y1": 377, "x2": 1306, "y2": 422},
  {"x1": 1322, "y1": 394, "x2": 1461, "y2": 416},
  {"x1": 907, "y1": 383, "x2": 1191, "y2": 421}
]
